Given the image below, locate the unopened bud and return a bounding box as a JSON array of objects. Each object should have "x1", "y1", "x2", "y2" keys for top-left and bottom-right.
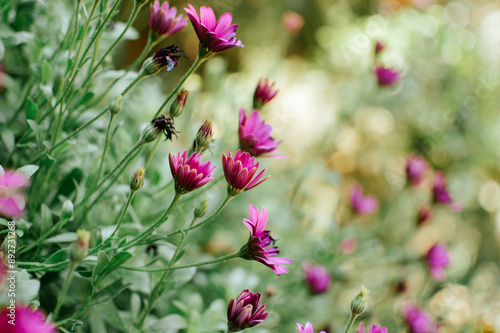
[
  {"x1": 130, "y1": 167, "x2": 145, "y2": 191},
  {"x1": 253, "y1": 78, "x2": 278, "y2": 109},
  {"x1": 143, "y1": 57, "x2": 162, "y2": 76},
  {"x1": 69, "y1": 229, "x2": 91, "y2": 264},
  {"x1": 193, "y1": 120, "x2": 213, "y2": 153},
  {"x1": 194, "y1": 199, "x2": 208, "y2": 218},
  {"x1": 169, "y1": 89, "x2": 189, "y2": 118},
  {"x1": 350, "y1": 286, "x2": 369, "y2": 316},
  {"x1": 109, "y1": 95, "x2": 122, "y2": 115}
]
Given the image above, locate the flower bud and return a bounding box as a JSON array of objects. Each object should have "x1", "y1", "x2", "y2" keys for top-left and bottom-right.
[
  {"x1": 109, "y1": 95, "x2": 123, "y2": 115},
  {"x1": 130, "y1": 167, "x2": 145, "y2": 191},
  {"x1": 169, "y1": 89, "x2": 189, "y2": 118},
  {"x1": 350, "y1": 286, "x2": 369, "y2": 317},
  {"x1": 193, "y1": 120, "x2": 213, "y2": 153},
  {"x1": 143, "y1": 57, "x2": 162, "y2": 76},
  {"x1": 194, "y1": 198, "x2": 208, "y2": 218},
  {"x1": 69, "y1": 229, "x2": 91, "y2": 264},
  {"x1": 253, "y1": 78, "x2": 278, "y2": 109}
]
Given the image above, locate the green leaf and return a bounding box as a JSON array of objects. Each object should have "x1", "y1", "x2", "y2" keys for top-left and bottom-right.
[
  {"x1": 44, "y1": 249, "x2": 69, "y2": 264},
  {"x1": 45, "y1": 232, "x2": 78, "y2": 243},
  {"x1": 0, "y1": 270, "x2": 40, "y2": 305},
  {"x1": 1, "y1": 129, "x2": 15, "y2": 152},
  {"x1": 41, "y1": 60, "x2": 51, "y2": 84},
  {"x1": 65, "y1": 58, "x2": 74, "y2": 76},
  {"x1": 92, "y1": 251, "x2": 110, "y2": 284},
  {"x1": 26, "y1": 98, "x2": 38, "y2": 120},
  {"x1": 44, "y1": 155, "x2": 56, "y2": 169},
  {"x1": 17, "y1": 164, "x2": 39, "y2": 179},
  {"x1": 61, "y1": 200, "x2": 74, "y2": 222},
  {"x1": 77, "y1": 91, "x2": 94, "y2": 106},
  {"x1": 41, "y1": 204, "x2": 53, "y2": 233}
]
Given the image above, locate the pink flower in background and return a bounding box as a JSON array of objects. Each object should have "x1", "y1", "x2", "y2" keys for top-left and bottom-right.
[
  {"x1": 240, "y1": 205, "x2": 292, "y2": 276},
  {"x1": 357, "y1": 322, "x2": 388, "y2": 333},
  {"x1": 222, "y1": 149, "x2": 269, "y2": 196},
  {"x1": 349, "y1": 184, "x2": 378, "y2": 215},
  {"x1": 296, "y1": 322, "x2": 326, "y2": 333},
  {"x1": 184, "y1": 5, "x2": 243, "y2": 55},
  {"x1": 403, "y1": 304, "x2": 439, "y2": 333},
  {"x1": 303, "y1": 262, "x2": 331, "y2": 294},
  {"x1": 405, "y1": 155, "x2": 428, "y2": 187},
  {"x1": 253, "y1": 78, "x2": 279, "y2": 108},
  {"x1": 169, "y1": 150, "x2": 215, "y2": 194},
  {"x1": 427, "y1": 243, "x2": 451, "y2": 281},
  {"x1": 417, "y1": 206, "x2": 433, "y2": 225},
  {"x1": 339, "y1": 238, "x2": 358, "y2": 254},
  {"x1": 149, "y1": 1, "x2": 187, "y2": 37},
  {"x1": 432, "y1": 171, "x2": 462, "y2": 211},
  {"x1": 374, "y1": 65, "x2": 400, "y2": 86},
  {"x1": 282, "y1": 11, "x2": 304, "y2": 34},
  {"x1": 0, "y1": 304, "x2": 55, "y2": 333},
  {"x1": 375, "y1": 41, "x2": 385, "y2": 55},
  {"x1": 0, "y1": 170, "x2": 30, "y2": 219},
  {"x1": 238, "y1": 109, "x2": 282, "y2": 158},
  {"x1": 227, "y1": 289, "x2": 268, "y2": 332}
]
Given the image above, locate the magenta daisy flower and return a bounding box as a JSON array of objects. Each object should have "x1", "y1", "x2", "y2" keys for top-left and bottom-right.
[
  {"x1": 184, "y1": 5, "x2": 243, "y2": 57},
  {"x1": 374, "y1": 65, "x2": 400, "y2": 86},
  {"x1": 427, "y1": 243, "x2": 451, "y2": 281},
  {"x1": 222, "y1": 149, "x2": 269, "y2": 196},
  {"x1": 239, "y1": 205, "x2": 292, "y2": 276},
  {"x1": 238, "y1": 108, "x2": 282, "y2": 158},
  {"x1": 149, "y1": 1, "x2": 187, "y2": 38},
  {"x1": 0, "y1": 169, "x2": 30, "y2": 219},
  {"x1": 169, "y1": 150, "x2": 215, "y2": 194},
  {"x1": 296, "y1": 322, "x2": 326, "y2": 333},
  {"x1": 432, "y1": 171, "x2": 462, "y2": 211},
  {"x1": 405, "y1": 155, "x2": 428, "y2": 187},
  {"x1": 253, "y1": 78, "x2": 279, "y2": 109},
  {"x1": 0, "y1": 304, "x2": 55, "y2": 333},
  {"x1": 227, "y1": 289, "x2": 268, "y2": 332},
  {"x1": 349, "y1": 184, "x2": 378, "y2": 215},
  {"x1": 403, "y1": 304, "x2": 440, "y2": 333},
  {"x1": 303, "y1": 262, "x2": 331, "y2": 294},
  {"x1": 357, "y1": 322, "x2": 388, "y2": 333}
]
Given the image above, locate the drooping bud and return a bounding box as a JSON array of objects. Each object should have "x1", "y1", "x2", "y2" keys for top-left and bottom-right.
[
  {"x1": 169, "y1": 89, "x2": 189, "y2": 118},
  {"x1": 130, "y1": 167, "x2": 145, "y2": 191},
  {"x1": 142, "y1": 114, "x2": 178, "y2": 143},
  {"x1": 69, "y1": 229, "x2": 91, "y2": 264},
  {"x1": 350, "y1": 286, "x2": 369, "y2": 317},
  {"x1": 253, "y1": 78, "x2": 278, "y2": 109},
  {"x1": 109, "y1": 95, "x2": 123, "y2": 115},
  {"x1": 194, "y1": 198, "x2": 208, "y2": 219},
  {"x1": 193, "y1": 120, "x2": 213, "y2": 153}
]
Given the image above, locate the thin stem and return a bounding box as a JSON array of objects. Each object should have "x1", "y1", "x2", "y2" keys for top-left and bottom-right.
[
  {"x1": 67, "y1": 0, "x2": 82, "y2": 59},
  {"x1": 53, "y1": 263, "x2": 77, "y2": 320},
  {"x1": 343, "y1": 314, "x2": 358, "y2": 333},
  {"x1": 122, "y1": 252, "x2": 241, "y2": 272},
  {"x1": 95, "y1": 113, "x2": 115, "y2": 187},
  {"x1": 154, "y1": 54, "x2": 206, "y2": 118},
  {"x1": 123, "y1": 193, "x2": 182, "y2": 250},
  {"x1": 128, "y1": 31, "x2": 158, "y2": 71},
  {"x1": 144, "y1": 136, "x2": 161, "y2": 169},
  {"x1": 112, "y1": 190, "x2": 136, "y2": 236}
]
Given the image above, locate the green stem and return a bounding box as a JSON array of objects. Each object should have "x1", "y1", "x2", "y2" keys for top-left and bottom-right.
[
  {"x1": 95, "y1": 113, "x2": 116, "y2": 187},
  {"x1": 343, "y1": 314, "x2": 358, "y2": 333},
  {"x1": 123, "y1": 193, "x2": 182, "y2": 250},
  {"x1": 53, "y1": 263, "x2": 77, "y2": 320},
  {"x1": 154, "y1": 54, "x2": 206, "y2": 118},
  {"x1": 67, "y1": 0, "x2": 82, "y2": 59},
  {"x1": 128, "y1": 31, "x2": 159, "y2": 71},
  {"x1": 112, "y1": 190, "x2": 136, "y2": 236},
  {"x1": 83, "y1": 0, "x2": 144, "y2": 88},
  {"x1": 122, "y1": 251, "x2": 241, "y2": 272},
  {"x1": 144, "y1": 136, "x2": 161, "y2": 169}
]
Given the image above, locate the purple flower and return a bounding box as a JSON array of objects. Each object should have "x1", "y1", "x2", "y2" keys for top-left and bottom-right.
[
  {"x1": 303, "y1": 262, "x2": 331, "y2": 294},
  {"x1": 149, "y1": 1, "x2": 187, "y2": 37},
  {"x1": 406, "y1": 155, "x2": 428, "y2": 187},
  {"x1": 427, "y1": 243, "x2": 451, "y2": 281},
  {"x1": 253, "y1": 78, "x2": 278, "y2": 109},
  {"x1": 238, "y1": 108, "x2": 282, "y2": 158},
  {"x1": 0, "y1": 304, "x2": 55, "y2": 333},
  {"x1": 432, "y1": 171, "x2": 462, "y2": 211},
  {"x1": 222, "y1": 149, "x2": 269, "y2": 196},
  {"x1": 169, "y1": 150, "x2": 215, "y2": 194},
  {"x1": 374, "y1": 65, "x2": 400, "y2": 86},
  {"x1": 240, "y1": 205, "x2": 292, "y2": 276},
  {"x1": 296, "y1": 322, "x2": 326, "y2": 333},
  {"x1": 357, "y1": 322, "x2": 388, "y2": 333},
  {"x1": 227, "y1": 289, "x2": 268, "y2": 332},
  {"x1": 0, "y1": 170, "x2": 30, "y2": 219},
  {"x1": 349, "y1": 184, "x2": 378, "y2": 215},
  {"x1": 375, "y1": 41, "x2": 385, "y2": 55},
  {"x1": 184, "y1": 5, "x2": 243, "y2": 56},
  {"x1": 403, "y1": 304, "x2": 440, "y2": 333}
]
